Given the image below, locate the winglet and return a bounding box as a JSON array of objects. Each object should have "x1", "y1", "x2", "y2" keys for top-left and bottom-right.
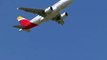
[{"x1": 16, "y1": 8, "x2": 19, "y2": 10}]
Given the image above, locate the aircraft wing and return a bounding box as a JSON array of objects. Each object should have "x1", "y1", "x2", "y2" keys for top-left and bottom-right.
[
  {"x1": 17, "y1": 7, "x2": 47, "y2": 17},
  {"x1": 52, "y1": 14, "x2": 64, "y2": 25}
]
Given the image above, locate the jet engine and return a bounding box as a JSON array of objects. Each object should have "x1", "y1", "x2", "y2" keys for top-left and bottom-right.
[
  {"x1": 45, "y1": 6, "x2": 53, "y2": 14},
  {"x1": 60, "y1": 12, "x2": 68, "y2": 19}
]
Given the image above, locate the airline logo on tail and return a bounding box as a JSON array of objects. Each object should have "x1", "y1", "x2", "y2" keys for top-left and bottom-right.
[
  {"x1": 14, "y1": 16, "x2": 38, "y2": 32},
  {"x1": 17, "y1": 16, "x2": 25, "y2": 21}
]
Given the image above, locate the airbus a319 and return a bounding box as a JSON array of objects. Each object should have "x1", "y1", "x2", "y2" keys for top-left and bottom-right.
[{"x1": 14, "y1": 0, "x2": 73, "y2": 32}]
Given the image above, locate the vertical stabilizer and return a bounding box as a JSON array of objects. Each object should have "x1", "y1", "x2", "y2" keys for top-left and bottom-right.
[{"x1": 17, "y1": 16, "x2": 30, "y2": 26}]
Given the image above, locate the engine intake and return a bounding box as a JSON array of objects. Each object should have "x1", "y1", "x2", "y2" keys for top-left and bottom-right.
[
  {"x1": 60, "y1": 12, "x2": 68, "y2": 19},
  {"x1": 45, "y1": 6, "x2": 53, "y2": 14}
]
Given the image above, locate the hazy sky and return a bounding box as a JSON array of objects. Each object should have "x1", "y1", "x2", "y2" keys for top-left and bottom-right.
[{"x1": 0, "y1": 0, "x2": 107, "y2": 60}]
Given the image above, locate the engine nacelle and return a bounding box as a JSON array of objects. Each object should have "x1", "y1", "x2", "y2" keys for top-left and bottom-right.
[
  {"x1": 60, "y1": 12, "x2": 68, "y2": 19},
  {"x1": 45, "y1": 6, "x2": 53, "y2": 14}
]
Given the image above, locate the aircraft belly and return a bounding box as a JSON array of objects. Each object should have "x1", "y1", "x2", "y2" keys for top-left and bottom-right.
[
  {"x1": 40, "y1": 12, "x2": 59, "y2": 23},
  {"x1": 30, "y1": 11, "x2": 59, "y2": 25},
  {"x1": 30, "y1": 15, "x2": 43, "y2": 24}
]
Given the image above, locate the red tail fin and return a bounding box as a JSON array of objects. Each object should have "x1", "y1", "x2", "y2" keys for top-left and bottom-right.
[
  {"x1": 16, "y1": 16, "x2": 38, "y2": 29},
  {"x1": 17, "y1": 16, "x2": 31, "y2": 26}
]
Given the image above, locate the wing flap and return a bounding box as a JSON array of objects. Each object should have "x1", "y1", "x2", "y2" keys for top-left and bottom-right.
[
  {"x1": 18, "y1": 7, "x2": 47, "y2": 17},
  {"x1": 52, "y1": 19, "x2": 64, "y2": 25},
  {"x1": 52, "y1": 14, "x2": 64, "y2": 25}
]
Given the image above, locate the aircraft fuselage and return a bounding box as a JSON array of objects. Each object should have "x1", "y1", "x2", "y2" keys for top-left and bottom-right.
[
  {"x1": 30, "y1": 0, "x2": 72, "y2": 25},
  {"x1": 15, "y1": 0, "x2": 72, "y2": 32}
]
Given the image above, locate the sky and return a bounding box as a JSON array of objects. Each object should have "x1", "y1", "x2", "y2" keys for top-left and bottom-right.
[{"x1": 0, "y1": 0, "x2": 107, "y2": 60}]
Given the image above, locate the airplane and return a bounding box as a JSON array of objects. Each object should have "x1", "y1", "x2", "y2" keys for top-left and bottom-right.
[{"x1": 14, "y1": 0, "x2": 73, "y2": 32}]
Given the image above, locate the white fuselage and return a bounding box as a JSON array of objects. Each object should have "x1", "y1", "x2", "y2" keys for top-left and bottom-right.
[{"x1": 30, "y1": 0, "x2": 72, "y2": 25}]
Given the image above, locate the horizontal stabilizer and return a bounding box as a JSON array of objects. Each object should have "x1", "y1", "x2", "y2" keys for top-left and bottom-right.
[
  {"x1": 13, "y1": 25, "x2": 25, "y2": 29},
  {"x1": 13, "y1": 25, "x2": 30, "y2": 32},
  {"x1": 17, "y1": 7, "x2": 47, "y2": 17}
]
